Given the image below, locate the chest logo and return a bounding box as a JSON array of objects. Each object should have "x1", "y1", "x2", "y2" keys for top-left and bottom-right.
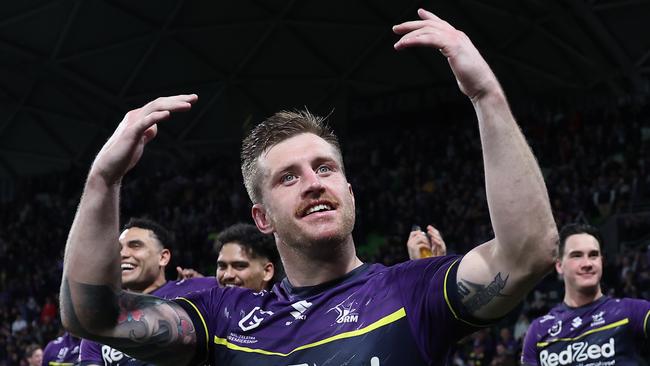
[
  {"x1": 570, "y1": 316, "x2": 582, "y2": 329},
  {"x1": 285, "y1": 300, "x2": 313, "y2": 326},
  {"x1": 56, "y1": 347, "x2": 68, "y2": 361},
  {"x1": 239, "y1": 307, "x2": 274, "y2": 332},
  {"x1": 590, "y1": 311, "x2": 605, "y2": 327},
  {"x1": 548, "y1": 320, "x2": 562, "y2": 337},
  {"x1": 101, "y1": 346, "x2": 125, "y2": 364},
  {"x1": 334, "y1": 303, "x2": 359, "y2": 324}
]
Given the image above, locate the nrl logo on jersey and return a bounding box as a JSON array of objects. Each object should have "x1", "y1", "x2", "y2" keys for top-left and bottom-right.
[
  {"x1": 548, "y1": 320, "x2": 562, "y2": 336},
  {"x1": 239, "y1": 306, "x2": 274, "y2": 332}
]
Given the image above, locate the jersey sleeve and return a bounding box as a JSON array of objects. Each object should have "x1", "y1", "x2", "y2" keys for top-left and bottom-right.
[
  {"x1": 78, "y1": 339, "x2": 103, "y2": 366},
  {"x1": 173, "y1": 286, "x2": 228, "y2": 366},
  {"x1": 521, "y1": 320, "x2": 540, "y2": 366},
  {"x1": 41, "y1": 339, "x2": 59, "y2": 366},
  {"x1": 623, "y1": 297, "x2": 650, "y2": 340},
  {"x1": 390, "y1": 255, "x2": 497, "y2": 361}
]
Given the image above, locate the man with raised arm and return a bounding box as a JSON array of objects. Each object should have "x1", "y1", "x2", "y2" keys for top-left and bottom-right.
[{"x1": 61, "y1": 9, "x2": 557, "y2": 365}]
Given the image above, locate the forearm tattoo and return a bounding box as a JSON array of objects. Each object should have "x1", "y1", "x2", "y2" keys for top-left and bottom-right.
[
  {"x1": 458, "y1": 272, "x2": 509, "y2": 313},
  {"x1": 61, "y1": 278, "x2": 196, "y2": 364}
]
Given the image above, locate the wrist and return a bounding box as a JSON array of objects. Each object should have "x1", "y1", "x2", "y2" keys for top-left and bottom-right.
[{"x1": 85, "y1": 171, "x2": 121, "y2": 192}]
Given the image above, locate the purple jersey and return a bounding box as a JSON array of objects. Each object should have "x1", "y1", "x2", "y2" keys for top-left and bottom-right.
[
  {"x1": 42, "y1": 332, "x2": 81, "y2": 366},
  {"x1": 176, "y1": 255, "x2": 485, "y2": 365},
  {"x1": 79, "y1": 277, "x2": 218, "y2": 366},
  {"x1": 522, "y1": 296, "x2": 650, "y2": 366}
]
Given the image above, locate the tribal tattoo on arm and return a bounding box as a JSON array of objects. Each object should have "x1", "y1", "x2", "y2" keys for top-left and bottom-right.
[
  {"x1": 61, "y1": 278, "x2": 197, "y2": 366},
  {"x1": 457, "y1": 272, "x2": 509, "y2": 314}
]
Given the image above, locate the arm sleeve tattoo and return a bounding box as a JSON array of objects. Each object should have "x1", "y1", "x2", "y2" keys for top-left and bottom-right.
[
  {"x1": 457, "y1": 272, "x2": 509, "y2": 314},
  {"x1": 61, "y1": 278, "x2": 197, "y2": 366}
]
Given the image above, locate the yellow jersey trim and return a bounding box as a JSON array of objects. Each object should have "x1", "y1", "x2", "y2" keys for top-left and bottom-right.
[
  {"x1": 443, "y1": 258, "x2": 484, "y2": 327},
  {"x1": 536, "y1": 318, "x2": 629, "y2": 348},
  {"x1": 213, "y1": 307, "x2": 406, "y2": 356},
  {"x1": 177, "y1": 297, "x2": 210, "y2": 357},
  {"x1": 643, "y1": 310, "x2": 650, "y2": 338}
]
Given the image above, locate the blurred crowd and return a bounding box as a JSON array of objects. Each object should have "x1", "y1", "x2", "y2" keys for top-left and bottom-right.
[{"x1": 1, "y1": 99, "x2": 649, "y2": 365}]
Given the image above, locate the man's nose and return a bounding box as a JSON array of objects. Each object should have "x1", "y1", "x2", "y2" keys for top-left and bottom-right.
[
  {"x1": 302, "y1": 170, "x2": 324, "y2": 197},
  {"x1": 223, "y1": 267, "x2": 236, "y2": 279}
]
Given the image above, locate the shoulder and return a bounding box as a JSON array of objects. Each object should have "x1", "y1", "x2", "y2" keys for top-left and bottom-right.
[
  {"x1": 43, "y1": 335, "x2": 64, "y2": 352},
  {"x1": 387, "y1": 255, "x2": 462, "y2": 275},
  {"x1": 171, "y1": 277, "x2": 219, "y2": 291}
]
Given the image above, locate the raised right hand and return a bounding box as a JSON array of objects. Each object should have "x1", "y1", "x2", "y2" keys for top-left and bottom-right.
[{"x1": 89, "y1": 94, "x2": 198, "y2": 185}]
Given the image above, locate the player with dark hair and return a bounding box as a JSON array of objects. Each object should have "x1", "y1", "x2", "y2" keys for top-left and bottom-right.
[
  {"x1": 522, "y1": 223, "x2": 650, "y2": 366},
  {"x1": 78, "y1": 218, "x2": 217, "y2": 366},
  {"x1": 214, "y1": 223, "x2": 280, "y2": 291},
  {"x1": 60, "y1": 9, "x2": 557, "y2": 365},
  {"x1": 23, "y1": 344, "x2": 42, "y2": 366}
]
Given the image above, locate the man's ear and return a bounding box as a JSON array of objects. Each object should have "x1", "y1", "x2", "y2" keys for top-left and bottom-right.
[
  {"x1": 252, "y1": 203, "x2": 274, "y2": 234},
  {"x1": 348, "y1": 183, "x2": 355, "y2": 205},
  {"x1": 263, "y1": 262, "x2": 274, "y2": 283},
  {"x1": 555, "y1": 258, "x2": 563, "y2": 275},
  {"x1": 160, "y1": 248, "x2": 171, "y2": 267}
]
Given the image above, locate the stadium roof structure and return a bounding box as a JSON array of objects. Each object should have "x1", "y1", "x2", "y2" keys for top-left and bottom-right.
[{"x1": 0, "y1": 0, "x2": 648, "y2": 181}]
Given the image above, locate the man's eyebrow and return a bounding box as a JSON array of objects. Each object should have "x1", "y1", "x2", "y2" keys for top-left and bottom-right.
[
  {"x1": 216, "y1": 260, "x2": 249, "y2": 265},
  {"x1": 271, "y1": 162, "x2": 300, "y2": 178}
]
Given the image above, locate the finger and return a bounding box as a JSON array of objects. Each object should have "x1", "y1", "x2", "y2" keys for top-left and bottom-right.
[
  {"x1": 135, "y1": 109, "x2": 175, "y2": 134},
  {"x1": 417, "y1": 8, "x2": 442, "y2": 21},
  {"x1": 427, "y1": 225, "x2": 442, "y2": 239},
  {"x1": 176, "y1": 266, "x2": 183, "y2": 279},
  {"x1": 394, "y1": 30, "x2": 440, "y2": 50},
  {"x1": 143, "y1": 94, "x2": 198, "y2": 115},
  {"x1": 392, "y1": 20, "x2": 432, "y2": 35},
  {"x1": 143, "y1": 125, "x2": 158, "y2": 145}
]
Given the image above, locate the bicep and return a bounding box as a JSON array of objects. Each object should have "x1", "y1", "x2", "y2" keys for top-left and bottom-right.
[{"x1": 456, "y1": 239, "x2": 540, "y2": 320}]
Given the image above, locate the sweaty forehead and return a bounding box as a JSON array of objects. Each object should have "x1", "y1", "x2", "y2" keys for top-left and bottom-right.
[
  {"x1": 218, "y1": 243, "x2": 253, "y2": 261},
  {"x1": 119, "y1": 227, "x2": 160, "y2": 247},
  {"x1": 258, "y1": 133, "x2": 341, "y2": 175},
  {"x1": 564, "y1": 233, "x2": 600, "y2": 254}
]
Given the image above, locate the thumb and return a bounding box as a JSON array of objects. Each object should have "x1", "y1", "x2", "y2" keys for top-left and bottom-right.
[{"x1": 143, "y1": 125, "x2": 158, "y2": 144}]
